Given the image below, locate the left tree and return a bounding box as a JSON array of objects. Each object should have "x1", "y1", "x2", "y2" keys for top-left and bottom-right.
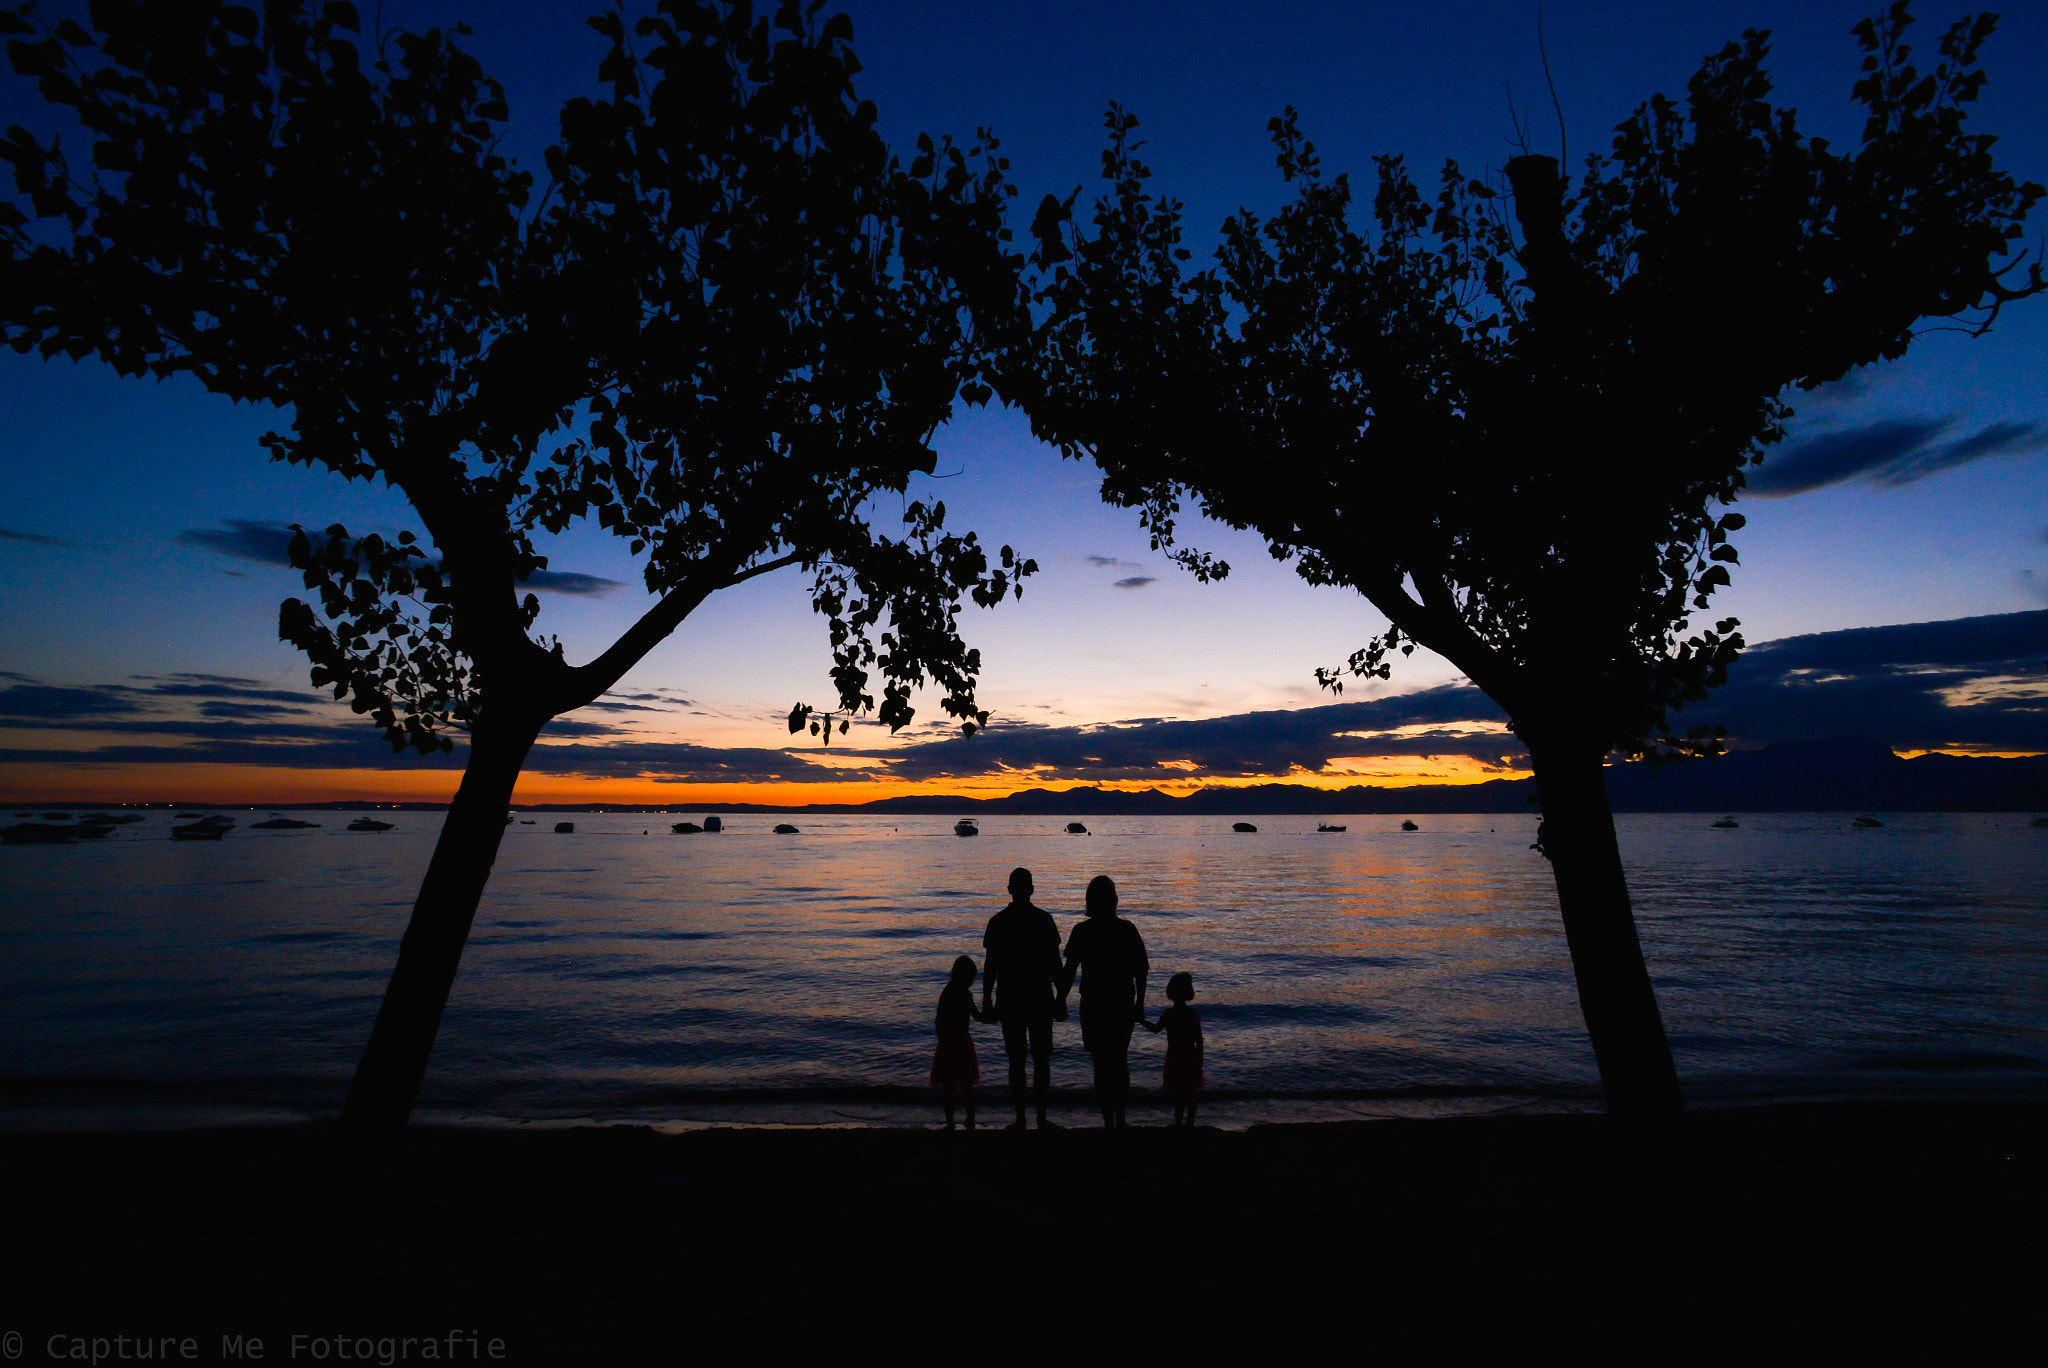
[{"x1": 1, "y1": 0, "x2": 1033, "y2": 1188}]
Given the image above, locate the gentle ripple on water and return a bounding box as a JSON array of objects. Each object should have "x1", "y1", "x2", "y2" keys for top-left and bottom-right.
[{"x1": 1, "y1": 811, "x2": 2044, "y2": 1127}]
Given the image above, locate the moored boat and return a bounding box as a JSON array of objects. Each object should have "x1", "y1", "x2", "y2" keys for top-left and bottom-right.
[
  {"x1": 1066, "y1": 822, "x2": 1088, "y2": 834},
  {"x1": 774, "y1": 823, "x2": 801, "y2": 834},
  {"x1": 553, "y1": 821, "x2": 574, "y2": 833},
  {"x1": 1232, "y1": 822, "x2": 1257, "y2": 833},
  {"x1": 3, "y1": 822, "x2": 82, "y2": 845},
  {"x1": 1317, "y1": 824, "x2": 1346, "y2": 833},
  {"x1": 1400, "y1": 820, "x2": 1419, "y2": 832},
  {"x1": 250, "y1": 814, "x2": 319, "y2": 829},
  {"x1": 672, "y1": 821, "x2": 703, "y2": 834},
  {"x1": 954, "y1": 819, "x2": 979, "y2": 837},
  {"x1": 171, "y1": 815, "x2": 234, "y2": 841},
  {"x1": 703, "y1": 815, "x2": 723, "y2": 833},
  {"x1": 1852, "y1": 815, "x2": 1884, "y2": 828},
  {"x1": 1711, "y1": 816, "x2": 1740, "y2": 829},
  {"x1": 347, "y1": 817, "x2": 395, "y2": 832}
]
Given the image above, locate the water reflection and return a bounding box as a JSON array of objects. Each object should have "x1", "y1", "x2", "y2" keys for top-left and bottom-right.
[{"x1": 0, "y1": 812, "x2": 2042, "y2": 1127}]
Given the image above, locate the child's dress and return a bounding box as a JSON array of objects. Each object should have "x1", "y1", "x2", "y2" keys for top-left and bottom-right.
[
  {"x1": 1159, "y1": 1001, "x2": 1204, "y2": 1093},
  {"x1": 930, "y1": 981, "x2": 981, "y2": 1089}
]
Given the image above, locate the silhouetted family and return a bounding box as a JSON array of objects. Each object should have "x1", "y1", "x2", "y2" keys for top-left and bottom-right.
[{"x1": 930, "y1": 867, "x2": 1203, "y2": 1130}]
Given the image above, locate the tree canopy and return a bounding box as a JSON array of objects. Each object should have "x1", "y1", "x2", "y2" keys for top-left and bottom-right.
[
  {"x1": 1022, "y1": 5, "x2": 2041, "y2": 765},
  {"x1": 2, "y1": 0, "x2": 1035, "y2": 753}
]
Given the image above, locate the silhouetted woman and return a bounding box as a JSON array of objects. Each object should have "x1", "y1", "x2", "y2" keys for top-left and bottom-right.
[{"x1": 1057, "y1": 875, "x2": 1149, "y2": 1128}]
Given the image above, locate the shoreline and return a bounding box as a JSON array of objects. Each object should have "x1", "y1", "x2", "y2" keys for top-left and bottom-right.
[
  {"x1": 5, "y1": 1098, "x2": 2041, "y2": 1353},
  {"x1": 11, "y1": 1076, "x2": 2048, "y2": 1135}
]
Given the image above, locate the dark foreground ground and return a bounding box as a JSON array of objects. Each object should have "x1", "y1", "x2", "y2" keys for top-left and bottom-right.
[{"x1": 3, "y1": 1100, "x2": 2042, "y2": 1361}]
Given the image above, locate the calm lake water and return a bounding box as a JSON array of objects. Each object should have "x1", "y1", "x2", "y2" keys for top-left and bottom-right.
[{"x1": 3, "y1": 811, "x2": 2044, "y2": 1128}]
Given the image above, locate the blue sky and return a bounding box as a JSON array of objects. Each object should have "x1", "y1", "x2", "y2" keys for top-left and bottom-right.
[{"x1": 2, "y1": 1, "x2": 2044, "y2": 799}]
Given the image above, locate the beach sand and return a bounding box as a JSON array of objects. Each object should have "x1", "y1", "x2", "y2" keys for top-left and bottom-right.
[{"x1": 3, "y1": 1100, "x2": 2041, "y2": 1358}]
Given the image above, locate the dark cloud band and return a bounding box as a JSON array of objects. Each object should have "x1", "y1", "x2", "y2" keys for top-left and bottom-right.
[
  {"x1": 1750, "y1": 416, "x2": 2044, "y2": 497},
  {"x1": 173, "y1": 520, "x2": 624, "y2": 596},
  {"x1": 6, "y1": 611, "x2": 2041, "y2": 779}
]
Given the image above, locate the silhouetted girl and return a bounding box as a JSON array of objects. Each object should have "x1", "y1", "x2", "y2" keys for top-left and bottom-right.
[
  {"x1": 931, "y1": 954, "x2": 990, "y2": 1129},
  {"x1": 1144, "y1": 971, "x2": 1204, "y2": 1127}
]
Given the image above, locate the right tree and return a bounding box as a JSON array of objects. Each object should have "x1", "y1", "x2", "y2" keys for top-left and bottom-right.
[{"x1": 1020, "y1": 6, "x2": 2042, "y2": 1164}]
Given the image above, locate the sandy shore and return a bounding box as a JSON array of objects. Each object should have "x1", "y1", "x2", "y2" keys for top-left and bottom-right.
[{"x1": 2, "y1": 1100, "x2": 2041, "y2": 1358}]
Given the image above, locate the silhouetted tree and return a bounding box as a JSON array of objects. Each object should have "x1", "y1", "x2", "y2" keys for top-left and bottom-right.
[
  {"x1": 1020, "y1": 6, "x2": 2041, "y2": 1164},
  {"x1": 2, "y1": 0, "x2": 1032, "y2": 1185}
]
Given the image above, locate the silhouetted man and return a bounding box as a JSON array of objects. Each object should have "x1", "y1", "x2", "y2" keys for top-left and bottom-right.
[
  {"x1": 982, "y1": 866, "x2": 1064, "y2": 1130},
  {"x1": 1058, "y1": 874, "x2": 1148, "y2": 1128}
]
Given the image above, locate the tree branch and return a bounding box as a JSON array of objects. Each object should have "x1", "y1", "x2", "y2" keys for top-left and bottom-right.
[{"x1": 550, "y1": 549, "x2": 804, "y2": 714}]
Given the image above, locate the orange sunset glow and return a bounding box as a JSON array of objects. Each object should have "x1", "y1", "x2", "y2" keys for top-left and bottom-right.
[{"x1": 0, "y1": 751, "x2": 1529, "y2": 807}]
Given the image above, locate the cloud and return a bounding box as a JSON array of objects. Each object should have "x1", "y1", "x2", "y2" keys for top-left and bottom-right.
[
  {"x1": 1876, "y1": 421, "x2": 2043, "y2": 486},
  {"x1": 0, "y1": 671, "x2": 335, "y2": 738},
  {"x1": 1733, "y1": 611, "x2": 2046, "y2": 674},
  {"x1": 1085, "y1": 555, "x2": 1144, "y2": 570},
  {"x1": 1114, "y1": 576, "x2": 1158, "y2": 590},
  {"x1": 10, "y1": 612, "x2": 2039, "y2": 782},
  {"x1": 0, "y1": 684, "x2": 143, "y2": 721},
  {"x1": 828, "y1": 685, "x2": 1517, "y2": 784},
  {"x1": 517, "y1": 740, "x2": 850, "y2": 782},
  {"x1": 1798, "y1": 374, "x2": 1872, "y2": 406},
  {"x1": 1672, "y1": 608, "x2": 2048, "y2": 752},
  {"x1": 175, "y1": 519, "x2": 294, "y2": 564},
  {"x1": 138, "y1": 675, "x2": 325, "y2": 706},
  {"x1": 174, "y1": 519, "x2": 624, "y2": 596},
  {"x1": 523, "y1": 569, "x2": 622, "y2": 597},
  {"x1": 1750, "y1": 416, "x2": 2045, "y2": 497},
  {"x1": 0, "y1": 736, "x2": 464, "y2": 769},
  {"x1": 584, "y1": 695, "x2": 677, "y2": 713},
  {"x1": 0, "y1": 527, "x2": 65, "y2": 546}
]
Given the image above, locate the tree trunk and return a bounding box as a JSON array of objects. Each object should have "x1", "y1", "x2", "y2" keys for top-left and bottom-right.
[
  {"x1": 1529, "y1": 741, "x2": 1688, "y2": 1169},
  {"x1": 323, "y1": 714, "x2": 540, "y2": 1195}
]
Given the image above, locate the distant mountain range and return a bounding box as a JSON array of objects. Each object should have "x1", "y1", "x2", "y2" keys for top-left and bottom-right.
[{"x1": 41, "y1": 738, "x2": 2037, "y2": 815}]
